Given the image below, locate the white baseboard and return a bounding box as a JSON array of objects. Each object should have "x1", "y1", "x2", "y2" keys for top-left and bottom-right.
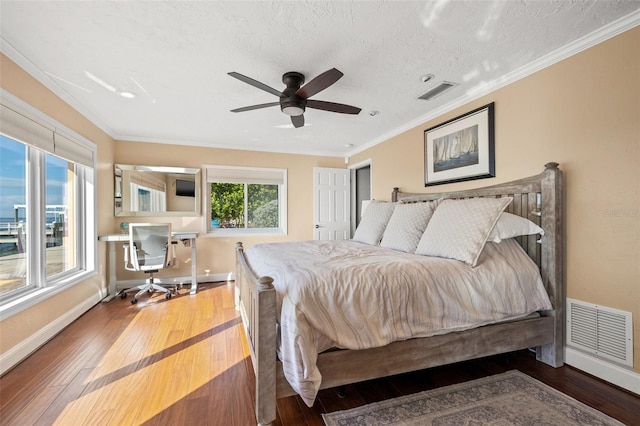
[
  {"x1": 0, "y1": 291, "x2": 102, "y2": 376},
  {"x1": 566, "y1": 347, "x2": 640, "y2": 395},
  {"x1": 114, "y1": 272, "x2": 233, "y2": 289}
]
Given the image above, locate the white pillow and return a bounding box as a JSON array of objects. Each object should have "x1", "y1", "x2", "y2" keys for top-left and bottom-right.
[
  {"x1": 415, "y1": 197, "x2": 512, "y2": 266},
  {"x1": 380, "y1": 201, "x2": 439, "y2": 253},
  {"x1": 488, "y1": 212, "x2": 545, "y2": 243},
  {"x1": 352, "y1": 201, "x2": 395, "y2": 245}
]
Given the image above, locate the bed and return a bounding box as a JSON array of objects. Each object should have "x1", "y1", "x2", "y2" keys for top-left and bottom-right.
[{"x1": 235, "y1": 162, "x2": 564, "y2": 426}]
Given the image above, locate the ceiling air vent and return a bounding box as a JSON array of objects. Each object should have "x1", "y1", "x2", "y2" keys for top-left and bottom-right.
[{"x1": 418, "y1": 81, "x2": 458, "y2": 101}]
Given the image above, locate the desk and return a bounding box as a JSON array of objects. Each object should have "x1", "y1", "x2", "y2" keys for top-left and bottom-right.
[{"x1": 99, "y1": 231, "x2": 198, "y2": 302}]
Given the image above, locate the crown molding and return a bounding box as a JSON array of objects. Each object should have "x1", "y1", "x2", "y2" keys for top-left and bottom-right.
[
  {"x1": 3, "y1": 9, "x2": 639, "y2": 159},
  {"x1": 1, "y1": 38, "x2": 118, "y2": 139},
  {"x1": 348, "y1": 9, "x2": 640, "y2": 158}
]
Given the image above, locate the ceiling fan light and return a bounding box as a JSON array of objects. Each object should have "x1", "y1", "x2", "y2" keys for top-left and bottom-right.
[{"x1": 282, "y1": 105, "x2": 304, "y2": 116}]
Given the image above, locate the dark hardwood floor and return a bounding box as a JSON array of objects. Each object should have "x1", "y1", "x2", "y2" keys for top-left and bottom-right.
[{"x1": 1, "y1": 282, "x2": 638, "y2": 425}]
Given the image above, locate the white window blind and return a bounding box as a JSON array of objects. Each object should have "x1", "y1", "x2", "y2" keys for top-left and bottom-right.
[
  {"x1": 206, "y1": 165, "x2": 285, "y2": 185},
  {"x1": 0, "y1": 103, "x2": 54, "y2": 152},
  {"x1": 53, "y1": 131, "x2": 93, "y2": 167},
  {"x1": 1, "y1": 101, "x2": 94, "y2": 167},
  {"x1": 128, "y1": 170, "x2": 166, "y2": 192}
]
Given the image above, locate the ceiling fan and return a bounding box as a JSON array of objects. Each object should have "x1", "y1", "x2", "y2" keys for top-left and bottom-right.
[{"x1": 228, "y1": 68, "x2": 361, "y2": 128}]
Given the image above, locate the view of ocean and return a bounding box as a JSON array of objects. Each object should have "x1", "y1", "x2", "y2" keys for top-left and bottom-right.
[{"x1": 0, "y1": 217, "x2": 26, "y2": 223}]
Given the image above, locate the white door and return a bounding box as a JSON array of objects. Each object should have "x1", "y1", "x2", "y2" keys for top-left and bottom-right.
[{"x1": 313, "y1": 167, "x2": 350, "y2": 240}]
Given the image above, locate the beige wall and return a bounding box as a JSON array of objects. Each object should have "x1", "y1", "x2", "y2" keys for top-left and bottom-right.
[
  {"x1": 351, "y1": 27, "x2": 640, "y2": 371},
  {"x1": 0, "y1": 54, "x2": 115, "y2": 355},
  {"x1": 112, "y1": 141, "x2": 344, "y2": 279},
  {"x1": 1, "y1": 26, "x2": 638, "y2": 376}
]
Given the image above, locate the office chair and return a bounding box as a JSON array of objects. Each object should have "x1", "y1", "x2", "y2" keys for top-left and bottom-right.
[{"x1": 120, "y1": 223, "x2": 176, "y2": 304}]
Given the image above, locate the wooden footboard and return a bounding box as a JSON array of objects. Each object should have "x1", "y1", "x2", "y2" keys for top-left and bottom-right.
[
  {"x1": 236, "y1": 163, "x2": 564, "y2": 426},
  {"x1": 235, "y1": 242, "x2": 277, "y2": 426},
  {"x1": 275, "y1": 315, "x2": 554, "y2": 397}
]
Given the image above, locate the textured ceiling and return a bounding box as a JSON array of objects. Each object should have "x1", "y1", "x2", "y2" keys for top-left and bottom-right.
[{"x1": 1, "y1": 1, "x2": 639, "y2": 157}]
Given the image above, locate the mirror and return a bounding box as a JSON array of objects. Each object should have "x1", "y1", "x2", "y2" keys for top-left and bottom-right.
[{"x1": 115, "y1": 164, "x2": 201, "y2": 217}]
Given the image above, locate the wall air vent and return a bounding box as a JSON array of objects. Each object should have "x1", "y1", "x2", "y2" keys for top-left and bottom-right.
[
  {"x1": 418, "y1": 81, "x2": 458, "y2": 101},
  {"x1": 567, "y1": 298, "x2": 633, "y2": 367}
]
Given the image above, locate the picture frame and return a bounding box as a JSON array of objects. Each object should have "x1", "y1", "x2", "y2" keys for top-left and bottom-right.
[{"x1": 424, "y1": 102, "x2": 495, "y2": 186}]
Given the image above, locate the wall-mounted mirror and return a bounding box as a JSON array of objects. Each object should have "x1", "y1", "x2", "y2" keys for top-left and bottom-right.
[{"x1": 115, "y1": 164, "x2": 201, "y2": 217}]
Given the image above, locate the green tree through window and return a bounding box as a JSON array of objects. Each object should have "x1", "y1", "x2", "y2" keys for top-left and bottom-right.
[
  {"x1": 248, "y1": 184, "x2": 278, "y2": 227},
  {"x1": 211, "y1": 183, "x2": 278, "y2": 228}
]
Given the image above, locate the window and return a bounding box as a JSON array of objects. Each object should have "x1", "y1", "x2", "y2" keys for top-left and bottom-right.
[
  {"x1": 0, "y1": 137, "x2": 27, "y2": 294},
  {"x1": 45, "y1": 153, "x2": 76, "y2": 277},
  {"x1": 0, "y1": 96, "x2": 96, "y2": 317},
  {"x1": 127, "y1": 170, "x2": 167, "y2": 212},
  {"x1": 205, "y1": 165, "x2": 287, "y2": 236}
]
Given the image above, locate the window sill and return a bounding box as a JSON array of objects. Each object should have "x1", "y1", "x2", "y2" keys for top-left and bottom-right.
[
  {"x1": 0, "y1": 270, "x2": 97, "y2": 321},
  {"x1": 205, "y1": 228, "x2": 286, "y2": 238}
]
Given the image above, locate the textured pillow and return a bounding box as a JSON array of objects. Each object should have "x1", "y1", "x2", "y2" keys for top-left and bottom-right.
[
  {"x1": 415, "y1": 197, "x2": 512, "y2": 266},
  {"x1": 488, "y1": 212, "x2": 545, "y2": 243},
  {"x1": 352, "y1": 201, "x2": 395, "y2": 245},
  {"x1": 380, "y1": 201, "x2": 439, "y2": 252}
]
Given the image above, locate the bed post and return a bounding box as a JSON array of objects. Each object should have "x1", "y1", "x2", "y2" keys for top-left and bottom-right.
[
  {"x1": 254, "y1": 275, "x2": 277, "y2": 426},
  {"x1": 235, "y1": 243, "x2": 277, "y2": 426},
  {"x1": 537, "y1": 162, "x2": 564, "y2": 367},
  {"x1": 392, "y1": 187, "x2": 400, "y2": 202}
]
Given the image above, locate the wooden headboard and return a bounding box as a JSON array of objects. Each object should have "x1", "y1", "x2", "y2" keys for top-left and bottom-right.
[{"x1": 391, "y1": 162, "x2": 564, "y2": 366}]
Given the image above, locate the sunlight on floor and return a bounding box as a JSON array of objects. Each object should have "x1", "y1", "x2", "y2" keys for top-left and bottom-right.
[{"x1": 52, "y1": 287, "x2": 248, "y2": 425}]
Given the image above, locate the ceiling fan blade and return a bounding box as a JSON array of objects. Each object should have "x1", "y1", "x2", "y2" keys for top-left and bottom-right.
[
  {"x1": 295, "y1": 68, "x2": 343, "y2": 99},
  {"x1": 307, "y1": 100, "x2": 361, "y2": 115},
  {"x1": 228, "y1": 72, "x2": 284, "y2": 97},
  {"x1": 230, "y1": 102, "x2": 280, "y2": 113},
  {"x1": 291, "y1": 114, "x2": 305, "y2": 128}
]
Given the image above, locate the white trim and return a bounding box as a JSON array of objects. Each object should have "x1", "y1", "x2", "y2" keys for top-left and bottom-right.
[
  {"x1": 347, "y1": 158, "x2": 372, "y2": 170},
  {"x1": 0, "y1": 41, "x2": 117, "y2": 139},
  {"x1": 205, "y1": 228, "x2": 286, "y2": 238},
  {"x1": 3, "y1": 11, "x2": 638, "y2": 159},
  {"x1": 0, "y1": 291, "x2": 102, "y2": 376},
  {"x1": 347, "y1": 9, "x2": 640, "y2": 158},
  {"x1": 203, "y1": 164, "x2": 288, "y2": 236},
  {"x1": 566, "y1": 347, "x2": 640, "y2": 396}
]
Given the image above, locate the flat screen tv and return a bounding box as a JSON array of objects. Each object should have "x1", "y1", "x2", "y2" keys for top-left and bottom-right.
[{"x1": 175, "y1": 179, "x2": 196, "y2": 197}]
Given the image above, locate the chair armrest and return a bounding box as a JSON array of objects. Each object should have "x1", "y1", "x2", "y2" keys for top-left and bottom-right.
[
  {"x1": 167, "y1": 240, "x2": 178, "y2": 268},
  {"x1": 123, "y1": 242, "x2": 136, "y2": 271}
]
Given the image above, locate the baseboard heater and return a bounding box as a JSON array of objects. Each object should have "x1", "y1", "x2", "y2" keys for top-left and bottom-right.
[{"x1": 567, "y1": 298, "x2": 633, "y2": 368}]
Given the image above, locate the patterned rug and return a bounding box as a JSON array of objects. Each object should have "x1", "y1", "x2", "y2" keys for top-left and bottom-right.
[{"x1": 322, "y1": 370, "x2": 623, "y2": 425}]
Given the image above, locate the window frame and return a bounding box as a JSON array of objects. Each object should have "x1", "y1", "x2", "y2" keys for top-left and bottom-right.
[
  {"x1": 0, "y1": 92, "x2": 97, "y2": 320},
  {"x1": 204, "y1": 165, "x2": 287, "y2": 237}
]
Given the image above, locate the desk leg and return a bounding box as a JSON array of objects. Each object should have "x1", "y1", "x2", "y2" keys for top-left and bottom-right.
[
  {"x1": 190, "y1": 237, "x2": 198, "y2": 295},
  {"x1": 102, "y1": 240, "x2": 118, "y2": 302}
]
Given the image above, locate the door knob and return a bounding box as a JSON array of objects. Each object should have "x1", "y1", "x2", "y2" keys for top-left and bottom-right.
[{"x1": 315, "y1": 224, "x2": 320, "y2": 229}]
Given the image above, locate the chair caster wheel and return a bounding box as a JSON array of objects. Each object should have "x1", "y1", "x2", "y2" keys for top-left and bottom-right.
[
  {"x1": 165, "y1": 292, "x2": 172, "y2": 300},
  {"x1": 120, "y1": 292, "x2": 127, "y2": 299},
  {"x1": 131, "y1": 298, "x2": 138, "y2": 304}
]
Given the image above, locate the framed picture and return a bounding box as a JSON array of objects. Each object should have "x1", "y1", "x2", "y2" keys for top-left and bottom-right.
[{"x1": 424, "y1": 102, "x2": 495, "y2": 186}]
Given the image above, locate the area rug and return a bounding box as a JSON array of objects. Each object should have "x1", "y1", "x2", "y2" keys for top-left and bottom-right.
[{"x1": 322, "y1": 370, "x2": 623, "y2": 425}]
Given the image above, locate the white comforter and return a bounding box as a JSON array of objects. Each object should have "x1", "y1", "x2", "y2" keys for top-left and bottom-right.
[{"x1": 245, "y1": 239, "x2": 552, "y2": 406}]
